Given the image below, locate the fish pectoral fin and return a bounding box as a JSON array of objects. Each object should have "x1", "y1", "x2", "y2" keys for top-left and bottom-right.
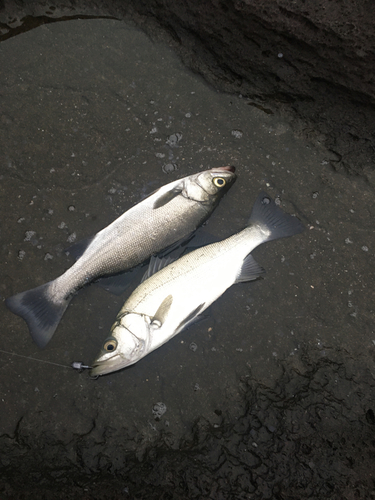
[
  {"x1": 152, "y1": 187, "x2": 183, "y2": 209},
  {"x1": 152, "y1": 294, "x2": 173, "y2": 326},
  {"x1": 176, "y1": 302, "x2": 206, "y2": 333},
  {"x1": 235, "y1": 254, "x2": 265, "y2": 283}
]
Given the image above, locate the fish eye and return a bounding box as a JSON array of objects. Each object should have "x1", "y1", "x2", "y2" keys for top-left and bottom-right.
[
  {"x1": 213, "y1": 177, "x2": 226, "y2": 187},
  {"x1": 104, "y1": 338, "x2": 118, "y2": 352}
]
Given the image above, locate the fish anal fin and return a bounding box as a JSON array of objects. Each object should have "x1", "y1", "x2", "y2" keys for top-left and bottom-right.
[
  {"x1": 94, "y1": 265, "x2": 146, "y2": 295},
  {"x1": 235, "y1": 254, "x2": 265, "y2": 284},
  {"x1": 185, "y1": 230, "x2": 221, "y2": 249},
  {"x1": 152, "y1": 294, "x2": 173, "y2": 326}
]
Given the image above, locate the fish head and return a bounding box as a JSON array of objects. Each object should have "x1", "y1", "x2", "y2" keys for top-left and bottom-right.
[
  {"x1": 182, "y1": 166, "x2": 236, "y2": 204},
  {"x1": 90, "y1": 312, "x2": 151, "y2": 376}
]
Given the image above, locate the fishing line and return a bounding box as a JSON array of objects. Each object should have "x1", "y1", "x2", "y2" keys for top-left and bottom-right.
[{"x1": 0, "y1": 349, "x2": 91, "y2": 371}]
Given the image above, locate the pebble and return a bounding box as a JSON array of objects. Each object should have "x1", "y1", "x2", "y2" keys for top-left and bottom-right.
[
  {"x1": 231, "y1": 129, "x2": 243, "y2": 139},
  {"x1": 166, "y1": 133, "x2": 182, "y2": 147},
  {"x1": 18, "y1": 250, "x2": 26, "y2": 261},
  {"x1": 162, "y1": 163, "x2": 178, "y2": 173},
  {"x1": 189, "y1": 342, "x2": 198, "y2": 352},
  {"x1": 67, "y1": 232, "x2": 76, "y2": 243},
  {"x1": 24, "y1": 230, "x2": 36, "y2": 241},
  {"x1": 152, "y1": 402, "x2": 167, "y2": 421}
]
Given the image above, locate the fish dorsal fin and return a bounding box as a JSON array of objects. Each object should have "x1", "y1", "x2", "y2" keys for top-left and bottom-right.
[
  {"x1": 65, "y1": 235, "x2": 95, "y2": 260},
  {"x1": 152, "y1": 294, "x2": 173, "y2": 327},
  {"x1": 153, "y1": 187, "x2": 183, "y2": 209},
  {"x1": 141, "y1": 229, "x2": 219, "y2": 283},
  {"x1": 141, "y1": 233, "x2": 196, "y2": 282},
  {"x1": 141, "y1": 254, "x2": 176, "y2": 282},
  {"x1": 235, "y1": 254, "x2": 265, "y2": 283}
]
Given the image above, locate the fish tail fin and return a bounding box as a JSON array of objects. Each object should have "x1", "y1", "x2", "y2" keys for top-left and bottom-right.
[
  {"x1": 5, "y1": 282, "x2": 71, "y2": 348},
  {"x1": 248, "y1": 191, "x2": 305, "y2": 242}
]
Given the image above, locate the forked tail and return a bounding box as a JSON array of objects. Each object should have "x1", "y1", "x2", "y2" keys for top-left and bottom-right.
[
  {"x1": 5, "y1": 282, "x2": 71, "y2": 348},
  {"x1": 249, "y1": 191, "x2": 305, "y2": 241}
]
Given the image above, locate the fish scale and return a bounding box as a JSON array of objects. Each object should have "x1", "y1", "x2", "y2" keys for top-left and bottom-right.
[
  {"x1": 6, "y1": 166, "x2": 236, "y2": 348},
  {"x1": 113, "y1": 226, "x2": 267, "y2": 351},
  {"x1": 91, "y1": 191, "x2": 305, "y2": 376}
]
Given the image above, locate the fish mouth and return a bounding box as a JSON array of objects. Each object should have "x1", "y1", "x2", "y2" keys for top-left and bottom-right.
[
  {"x1": 90, "y1": 354, "x2": 129, "y2": 377},
  {"x1": 215, "y1": 165, "x2": 236, "y2": 173},
  {"x1": 89, "y1": 363, "x2": 109, "y2": 377}
]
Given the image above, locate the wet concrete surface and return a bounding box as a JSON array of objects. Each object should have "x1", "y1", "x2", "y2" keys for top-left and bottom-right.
[{"x1": 0, "y1": 18, "x2": 374, "y2": 500}]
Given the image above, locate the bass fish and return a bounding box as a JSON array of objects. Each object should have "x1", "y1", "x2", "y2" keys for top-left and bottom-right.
[
  {"x1": 91, "y1": 192, "x2": 304, "y2": 376},
  {"x1": 6, "y1": 166, "x2": 236, "y2": 348}
]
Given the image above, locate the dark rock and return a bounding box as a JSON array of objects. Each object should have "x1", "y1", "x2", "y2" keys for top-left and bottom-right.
[
  {"x1": 0, "y1": 0, "x2": 375, "y2": 178},
  {"x1": 1, "y1": 354, "x2": 374, "y2": 499}
]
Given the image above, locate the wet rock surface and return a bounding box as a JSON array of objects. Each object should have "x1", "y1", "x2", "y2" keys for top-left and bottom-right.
[
  {"x1": 2, "y1": 352, "x2": 375, "y2": 499},
  {"x1": 0, "y1": 4, "x2": 374, "y2": 500},
  {"x1": 1, "y1": 0, "x2": 375, "y2": 181}
]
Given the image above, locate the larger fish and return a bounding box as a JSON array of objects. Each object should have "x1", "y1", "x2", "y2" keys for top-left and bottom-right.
[
  {"x1": 91, "y1": 192, "x2": 304, "y2": 376},
  {"x1": 6, "y1": 166, "x2": 236, "y2": 348}
]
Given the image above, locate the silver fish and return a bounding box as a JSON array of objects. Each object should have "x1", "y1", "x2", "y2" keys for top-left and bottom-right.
[
  {"x1": 91, "y1": 192, "x2": 304, "y2": 376},
  {"x1": 6, "y1": 166, "x2": 236, "y2": 348}
]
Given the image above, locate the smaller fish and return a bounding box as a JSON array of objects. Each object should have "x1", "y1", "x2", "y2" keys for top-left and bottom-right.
[
  {"x1": 91, "y1": 192, "x2": 304, "y2": 376},
  {"x1": 5, "y1": 166, "x2": 236, "y2": 348}
]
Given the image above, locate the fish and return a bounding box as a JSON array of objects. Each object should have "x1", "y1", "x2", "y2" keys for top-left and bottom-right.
[
  {"x1": 91, "y1": 191, "x2": 304, "y2": 376},
  {"x1": 5, "y1": 166, "x2": 236, "y2": 348}
]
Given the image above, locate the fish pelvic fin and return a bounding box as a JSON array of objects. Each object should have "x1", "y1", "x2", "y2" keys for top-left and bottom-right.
[
  {"x1": 175, "y1": 302, "x2": 206, "y2": 333},
  {"x1": 249, "y1": 191, "x2": 305, "y2": 242},
  {"x1": 5, "y1": 282, "x2": 71, "y2": 348}
]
